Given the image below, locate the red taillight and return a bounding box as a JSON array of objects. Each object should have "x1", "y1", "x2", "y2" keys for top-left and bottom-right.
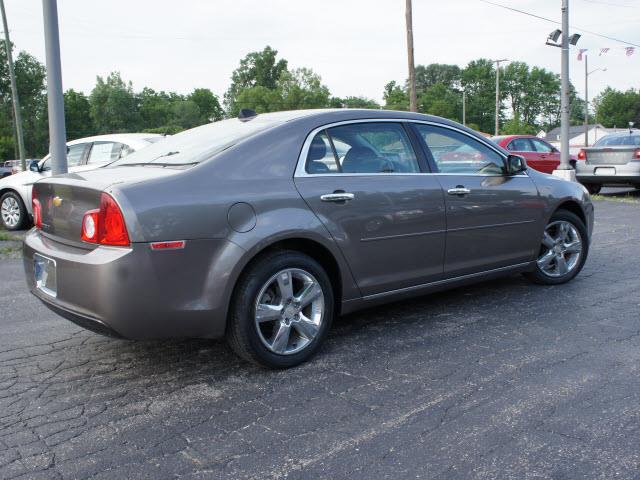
[
  {"x1": 32, "y1": 187, "x2": 42, "y2": 229},
  {"x1": 577, "y1": 149, "x2": 586, "y2": 160},
  {"x1": 81, "y1": 193, "x2": 130, "y2": 246},
  {"x1": 634, "y1": 148, "x2": 640, "y2": 160}
]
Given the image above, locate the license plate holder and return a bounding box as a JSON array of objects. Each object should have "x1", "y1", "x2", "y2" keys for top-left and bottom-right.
[
  {"x1": 34, "y1": 254, "x2": 57, "y2": 297},
  {"x1": 595, "y1": 167, "x2": 616, "y2": 176}
]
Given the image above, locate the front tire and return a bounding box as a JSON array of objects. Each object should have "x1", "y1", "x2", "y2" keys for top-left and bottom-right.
[
  {"x1": 226, "y1": 250, "x2": 334, "y2": 368},
  {"x1": 524, "y1": 210, "x2": 588, "y2": 285},
  {"x1": 1, "y1": 191, "x2": 29, "y2": 231}
]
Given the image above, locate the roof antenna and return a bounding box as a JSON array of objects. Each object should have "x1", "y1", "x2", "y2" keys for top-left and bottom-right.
[{"x1": 238, "y1": 109, "x2": 258, "y2": 122}]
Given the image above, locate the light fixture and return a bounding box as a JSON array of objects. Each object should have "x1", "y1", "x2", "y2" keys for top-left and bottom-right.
[
  {"x1": 569, "y1": 33, "x2": 581, "y2": 46},
  {"x1": 548, "y1": 29, "x2": 562, "y2": 42}
]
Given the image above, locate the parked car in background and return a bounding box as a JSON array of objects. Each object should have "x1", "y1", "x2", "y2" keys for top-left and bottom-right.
[
  {"x1": 0, "y1": 133, "x2": 164, "y2": 230},
  {"x1": 3, "y1": 159, "x2": 40, "y2": 175},
  {"x1": 23, "y1": 109, "x2": 593, "y2": 368},
  {"x1": 492, "y1": 135, "x2": 576, "y2": 174},
  {"x1": 575, "y1": 130, "x2": 640, "y2": 194},
  {"x1": 0, "y1": 162, "x2": 12, "y2": 179}
]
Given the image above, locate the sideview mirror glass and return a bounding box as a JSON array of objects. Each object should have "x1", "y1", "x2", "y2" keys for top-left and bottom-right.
[
  {"x1": 506, "y1": 154, "x2": 527, "y2": 175},
  {"x1": 29, "y1": 161, "x2": 40, "y2": 172}
]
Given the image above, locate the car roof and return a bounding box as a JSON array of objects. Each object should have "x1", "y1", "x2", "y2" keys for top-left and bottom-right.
[
  {"x1": 599, "y1": 130, "x2": 640, "y2": 138},
  {"x1": 67, "y1": 133, "x2": 164, "y2": 148}
]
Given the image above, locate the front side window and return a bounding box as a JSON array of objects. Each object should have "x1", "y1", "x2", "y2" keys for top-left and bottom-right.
[
  {"x1": 508, "y1": 138, "x2": 534, "y2": 152},
  {"x1": 305, "y1": 122, "x2": 420, "y2": 174},
  {"x1": 416, "y1": 125, "x2": 505, "y2": 175},
  {"x1": 531, "y1": 138, "x2": 553, "y2": 153},
  {"x1": 87, "y1": 142, "x2": 123, "y2": 164}
]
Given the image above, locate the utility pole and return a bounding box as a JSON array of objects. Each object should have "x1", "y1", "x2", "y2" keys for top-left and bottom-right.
[
  {"x1": 405, "y1": 0, "x2": 417, "y2": 112},
  {"x1": 0, "y1": 0, "x2": 26, "y2": 171},
  {"x1": 42, "y1": 0, "x2": 68, "y2": 175},
  {"x1": 462, "y1": 89, "x2": 466, "y2": 127},
  {"x1": 492, "y1": 59, "x2": 508, "y2": 136}
]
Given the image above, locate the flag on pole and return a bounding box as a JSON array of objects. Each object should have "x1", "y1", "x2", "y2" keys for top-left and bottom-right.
[
  {"x1": 599, "y1": 48, "x2": 610, "y2": 56},
  {"x1": 626, "y1": 47, "x2": 635, "y2": 57},
  {"x1": 577, "y1": 49, "x2": 587, "y2": 61}
]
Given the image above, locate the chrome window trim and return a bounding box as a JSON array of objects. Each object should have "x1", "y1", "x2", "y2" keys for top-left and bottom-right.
[{"x1": 294, "y1": 118, "x2": 528, "y2": 178}]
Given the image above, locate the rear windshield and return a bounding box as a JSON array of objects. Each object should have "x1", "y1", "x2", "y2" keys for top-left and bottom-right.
[
  {"x1": 594, "y1": 135, "x2": 640, "y2": 147},
  {"x1": 109, "y1": 111, "x2": 304, "y2": 167}
]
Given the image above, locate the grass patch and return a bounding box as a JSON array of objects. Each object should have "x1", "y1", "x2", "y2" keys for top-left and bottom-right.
[
  {"x1": 591, "y1": 194, "x2": 640, "y2": 204},
  {"x1": 0, "y1": 245, "x2": 20, "y2": 256},
  {"x1": 0, "y1": 231, "x2": 17, "y2": 241}
]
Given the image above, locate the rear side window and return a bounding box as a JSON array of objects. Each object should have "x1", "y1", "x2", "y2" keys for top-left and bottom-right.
[
  {"x1": 416, "y1": 124, "x2": 505, "y2": 175},
  {"x1": 508, "y1": 138, "x2": 534, "y2": 152},
  {"x1": 305, "y1": 122, "x2": 420, "y2": 174},
  {"x1": 87, "y1": 142, "x2": 124, "y2": 164},
  {"x1": 41, "y1": 143, "x2": 87, "y2": 172},
  {"x1": 531, "y1": 138, "x2": 553, "y2": 153}
]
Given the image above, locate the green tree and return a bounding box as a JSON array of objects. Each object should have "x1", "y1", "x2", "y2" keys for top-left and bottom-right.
[
  {"x1": 137, "y1": 87, "x2": 172, "y2": 130},
  {"x1": 188, "y1": 88, "x2": 223, "y2": 122},
  {"x1": 593, "y1": 87, "x2": 640, "y2": 128},
  {"x1": 383, "y1": 81, "x2": 408, "y2": 111},
  {"x1": 413, "y1": 64, "x2": 461, "y2": 93},
  {"x1": 461, "y1": 59, "x2": 497, "y2": 133},
  {"x1": 418, "y1": 83, "x2": 461, "y2": 121},
  {"x1": 224, "y1": 46, "x2": 288, "y2": 116},
  {"x1": 500, "y1": 114, "x2": 537, "y2": 135},
  {"x1": 329, "y1": 96, "x2": 380, "y2": 109},
  {"x1": 64, "y1": 89, "x2": 94, "y2": 139},
  {"x1": 170, "y1": 100, "x2": 201, "y2": 129},
  {"x1": 89, "y1": 72, "x2": 140, "y2": 133}
]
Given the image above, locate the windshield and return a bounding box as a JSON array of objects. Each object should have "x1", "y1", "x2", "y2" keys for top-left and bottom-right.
[
  {"x1": 109, "y1": 111, "x2": 308, "y2": 167},
  {"x1": 594, "y1": 134, "x2": 640, "y2": 147}
]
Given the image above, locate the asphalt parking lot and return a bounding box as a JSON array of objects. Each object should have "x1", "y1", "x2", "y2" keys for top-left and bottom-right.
[{"x1": 1, "y1": 191, "x2": 640, "y2": 480}]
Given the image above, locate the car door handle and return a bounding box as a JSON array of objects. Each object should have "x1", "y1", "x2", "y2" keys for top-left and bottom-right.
[
  {"x1": 447, "y1": 187, "x2": 471, "y2": 196},
  {"x1": 320, "y1": 192, "x2": 355, "y2": 202}
]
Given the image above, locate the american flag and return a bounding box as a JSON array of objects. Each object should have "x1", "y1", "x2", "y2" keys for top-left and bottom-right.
[
  {"x1": 626, "y1": 47, "x2": 635, "y2": 57},
  {"x1": 577, "y1": 49, "x2": 588, "y2": 61},
  {"x1": 599, "y1": 48, "x2": 610, "y2": 56}
]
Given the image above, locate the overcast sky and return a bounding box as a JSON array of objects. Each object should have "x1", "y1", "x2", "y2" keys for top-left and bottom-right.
[{"x1": 5, "y1": 0, "x2": 640, "y2": 106}]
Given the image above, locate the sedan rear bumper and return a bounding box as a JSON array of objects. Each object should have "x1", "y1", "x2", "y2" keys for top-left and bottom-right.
[
  {"x1": 23, "y1": 230, "x2": 245, "y2": 339},
  {"x1": 576, "y1": 161, "x2": 640, "y2": 186}
]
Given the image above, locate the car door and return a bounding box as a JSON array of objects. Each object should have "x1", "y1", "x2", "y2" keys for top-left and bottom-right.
[
  {"x1": 294, "y1": 121, "x2": 446, "y2": 296},
  {"x1": 506, "y1": 137, "x2": 544, "y2": 171},
  {"x1": 412, "y1": 123, "x2": 543, "y2": 278},
  {"x1": 530, "y1": 138, "x2": 560, "y2": 173}
]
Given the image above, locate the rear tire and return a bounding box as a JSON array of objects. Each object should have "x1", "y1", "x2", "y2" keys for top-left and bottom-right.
[
  {"x1": 226, "y1": 250, "x2": 334, "y2": 368},
  {"x1": 1, "y1": 191, "x2": 29, "y2": 231},
  {"x1": 583, "y1": 183, "x2": 601, "y2": 195},
  {"x1": 524, "y1": 210, "x2": 588, "y2": 285}
]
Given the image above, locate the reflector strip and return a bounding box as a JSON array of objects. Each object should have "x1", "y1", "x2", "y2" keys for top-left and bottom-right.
[{"x1": 150, "y1": 241, "x2": 186, "y2": 250}]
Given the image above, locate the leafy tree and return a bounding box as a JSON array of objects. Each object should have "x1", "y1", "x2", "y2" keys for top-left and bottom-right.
[
  {"x1": 170, "y1": 100, "x2": 201, "y2": 129},
  {"x1": 500, "y1": 114, "x2": 537, "y2": 135},
  {"x1": 593, "y1": 88, "x2": 640, "y2": 128},
  {"x1": 224, "y1": 46, "x2": 288, "y2": 116},
  {"x1": 413, "y1": 64, "x2": 461, "y2": 93},
  {"x1": 64, "y1": 89, "x2": 94, "y2": 139},
  {"x1": 137, "y1": 87, "x2": 172, "y2": 130},
  {"x1": 418, "y1": 83, "x2": 461, "y2": 121},
  {"x1": 461, "y1": 59, "x2": 497, "y2": 133},
  {"x1": 89, "y1": 72, "x2": 140, "y2": 133},
  {"x1": 188, "y1": 88, "x2": 223, "y2": 122},
  {"x1": 383, "y1": 81, "x2": 408, "y2": 111},
  {"x1": 329, "y1": 96, "x2": 380, "y2": 109}
]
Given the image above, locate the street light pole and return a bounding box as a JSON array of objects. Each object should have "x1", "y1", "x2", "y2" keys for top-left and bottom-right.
[
  {"x1": 42, "y1": 0, "x2": 68, "y2": 175},
  {"x1": 0, "y1": 0, "x2": 26, "y2": 171},
  {"x1": 492, "y1": 59, "x2": 508, "y2": 136},
  {"x1": 405, "y1": 0, "x2": 417, "y2": 113},
  {"x1": 558, "y1": 0, "x2": 571, "y2": 172}
]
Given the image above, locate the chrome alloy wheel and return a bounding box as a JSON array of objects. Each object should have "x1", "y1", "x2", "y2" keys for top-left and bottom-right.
[
  {"x1": 254, "y1": 268, "x2": 325, "y2": 355},
  {"x1": 1, "y1": 196, "x2": 20, "y2": 228},
  {"x1": 537, "y1": 220, "x2": 583, "y2": 278}
]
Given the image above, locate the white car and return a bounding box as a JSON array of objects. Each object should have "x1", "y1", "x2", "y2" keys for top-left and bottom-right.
[{"x1": 0, "y1": 133, "x2": 165, "y2": 230}]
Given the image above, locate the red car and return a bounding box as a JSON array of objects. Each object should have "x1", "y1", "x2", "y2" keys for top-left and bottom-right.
[{"x1": 492, "y1": 135, "x2": 575, "y2": 174}]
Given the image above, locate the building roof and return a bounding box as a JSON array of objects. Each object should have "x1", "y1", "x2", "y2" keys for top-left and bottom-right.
[{"x1": 544, "y1": 124, "x2": 605, "y2": 142}]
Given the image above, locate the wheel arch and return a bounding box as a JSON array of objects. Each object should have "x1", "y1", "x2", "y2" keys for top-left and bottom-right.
[
  {"x1": 554, "y1": 199, "x2": 587, "y2": 226},
  {"x1": 226, "y1": 235, "x2": 349, "y2": 329}
]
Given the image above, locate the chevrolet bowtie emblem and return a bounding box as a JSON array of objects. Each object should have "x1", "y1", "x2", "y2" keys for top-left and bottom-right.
[{"x1": 52, "y1": 196, "x2": 63, "y2": 207}]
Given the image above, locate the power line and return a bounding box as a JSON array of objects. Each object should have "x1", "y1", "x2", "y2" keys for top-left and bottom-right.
[
  {"x1": 581, "y1": 0, "x2": 640, "y2": 8},
  {"x1": 479, "y1": 0, "x2": 640, "y2": 48}
]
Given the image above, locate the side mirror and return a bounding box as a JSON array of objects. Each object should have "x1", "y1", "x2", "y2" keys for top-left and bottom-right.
[
  {"x1": 506, "y1": 154, "x2": 527, "y2": 175},
  {"x1": 29, "y1": 161, "x2": 40, "y2": 172}
]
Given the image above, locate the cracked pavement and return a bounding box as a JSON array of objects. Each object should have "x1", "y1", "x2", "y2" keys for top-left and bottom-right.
[{"x1": 1, "y1": 198, "x2": 639, "y2": 479}]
